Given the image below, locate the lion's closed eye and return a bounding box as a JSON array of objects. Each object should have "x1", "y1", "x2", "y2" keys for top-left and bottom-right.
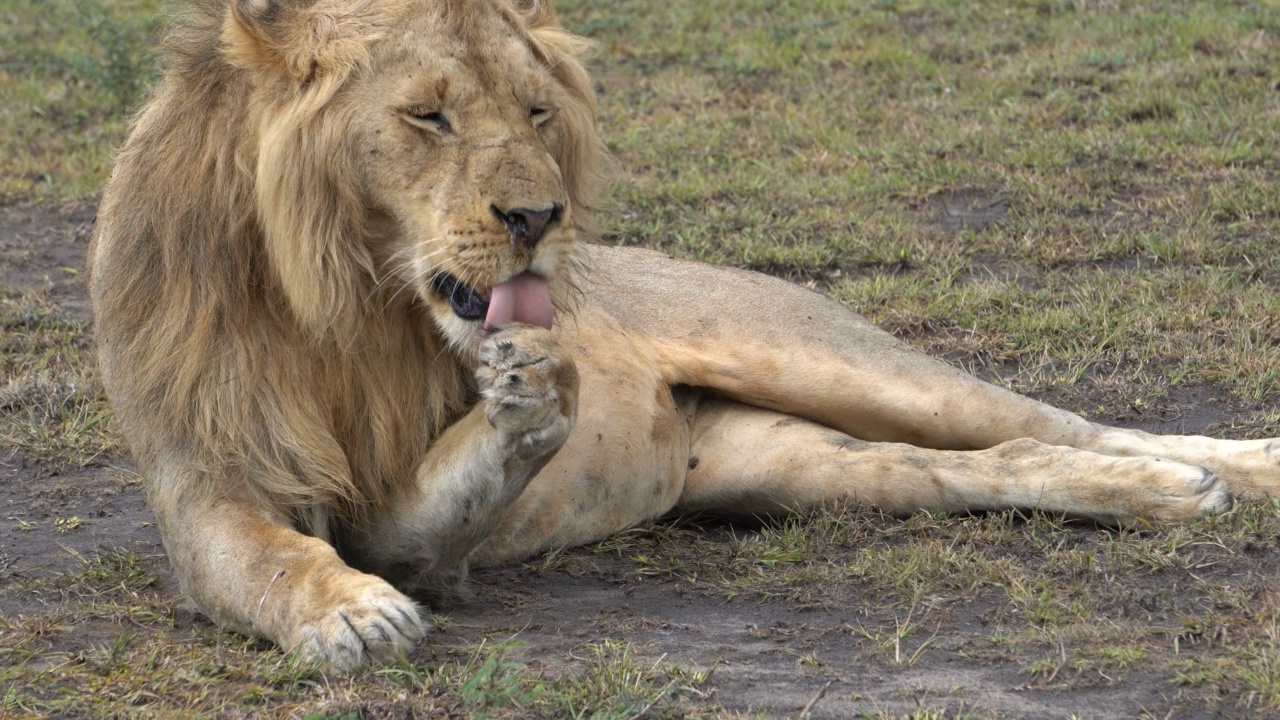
[
  {"x1": 530, "y1": 107, "x2": 554, "y2": 127},
  {"x1": 404, "y1": 107, "x2": 452, "y2": 134}
]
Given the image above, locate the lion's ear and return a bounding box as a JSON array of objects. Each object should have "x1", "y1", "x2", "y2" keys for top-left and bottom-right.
[
  {"x1": 223, "y1": 0, "x2": 363, "y2": 87},
  {"x1": 512, "y1": 0, "x2": 556, "y2": 28}
]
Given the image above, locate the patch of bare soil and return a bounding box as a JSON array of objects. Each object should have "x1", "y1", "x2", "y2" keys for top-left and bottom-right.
[
  {"x1": 3, "y1": 199, "x2": 1277, "y2": 718},
  {"x1": 0, "y1": 458, "x2": 157, "y2": 577},
  {"x1": 932, "y1": 188, "x2": 1010, "y2": 234},
  {"x1": 0, "y1": 197, "x2": 96, "y2": 320},
  {"x1": 1, "y1": 199, "x2": 160, "y2": 583}
]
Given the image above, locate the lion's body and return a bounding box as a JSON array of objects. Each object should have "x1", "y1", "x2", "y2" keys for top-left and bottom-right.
[{"x1": 89, "y1": 0, "x2": 1280, "y2": 666}]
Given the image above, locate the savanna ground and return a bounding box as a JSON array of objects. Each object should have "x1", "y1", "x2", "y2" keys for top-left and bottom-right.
[{"x1": 3, "y1": 0, "x2": 1280, "y2": 717}]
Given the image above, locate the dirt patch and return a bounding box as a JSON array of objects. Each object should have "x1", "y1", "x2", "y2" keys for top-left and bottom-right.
[
  {"x1": 0, "y1": 197, "x2": 97, "y2": 320},
  {"x1": 0, "y1": 456, "x2": 157, "y2": 578},
  {"x1": 458, "y1": 546, "x2": 1195, "y2": 720},
  {"x1": 1, "y1": 198, "x2": 151, "y2": 582}
]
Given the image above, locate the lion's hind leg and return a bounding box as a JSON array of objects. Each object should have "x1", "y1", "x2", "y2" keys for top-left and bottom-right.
[{"x1": 678, "y1": 399, "x2": 1230, "y2": 524}]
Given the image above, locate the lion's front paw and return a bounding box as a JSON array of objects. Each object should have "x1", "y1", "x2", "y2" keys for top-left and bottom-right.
[
  {"x1": 478, "y1": 323, "x2": 579, "y2": 459},
  {"x1": 288, "y1": 573, "x2": 427, "y2": 669}
]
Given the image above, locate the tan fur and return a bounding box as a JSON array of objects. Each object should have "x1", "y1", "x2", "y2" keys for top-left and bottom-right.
[{"x1": 90, "y1": 0, "x2": 1280, "y2": 667}]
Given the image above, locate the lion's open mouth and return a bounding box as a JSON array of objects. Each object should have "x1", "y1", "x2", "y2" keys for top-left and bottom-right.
[{"x1": 429, "y1": 271, "x2": 555, "y2": 330}]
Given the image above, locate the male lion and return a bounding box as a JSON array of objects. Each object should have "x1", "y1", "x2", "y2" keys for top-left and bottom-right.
[{"x1": 89, "y1": 0, "x2": 1280, "y2": 667}]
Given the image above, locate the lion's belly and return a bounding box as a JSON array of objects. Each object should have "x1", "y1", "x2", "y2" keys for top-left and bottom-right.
[{"x1": 471, "y1": 308, "x2": 693, "y2": 566}]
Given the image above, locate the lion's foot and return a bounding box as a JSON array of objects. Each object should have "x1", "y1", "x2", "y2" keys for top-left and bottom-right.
[
  {"x1": 1119, "y1": 458, "x2": 1231, "y2": 522},
  {"x1": 478, "y1": 324, "x2": 578, "y2": 459},
  {"x1": 286, "y1": 572, "x2": 426, "y2": 669}
]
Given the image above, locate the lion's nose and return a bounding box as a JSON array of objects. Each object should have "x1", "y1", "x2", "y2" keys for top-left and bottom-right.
[{"x1": 492, "y1": 203, "x2": 563, "y2": 248}]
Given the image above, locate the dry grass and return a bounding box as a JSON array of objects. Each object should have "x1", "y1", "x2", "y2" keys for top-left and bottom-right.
[{"x1": 1, "y1": 293, "x2": 117, "y2": 468}]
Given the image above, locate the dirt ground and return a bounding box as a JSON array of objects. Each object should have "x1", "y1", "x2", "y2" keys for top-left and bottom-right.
[{"x1": 3, "y1": 199, "x2": 1279, "y2": 719}]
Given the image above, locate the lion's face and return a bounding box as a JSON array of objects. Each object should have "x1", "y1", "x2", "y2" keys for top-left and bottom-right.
[
  {"x1": 228, "y1": 0, "x2": 600, "y2": 352},
  {"x1": 352, "y1": 3, "x2": 579, "y2": 347}
]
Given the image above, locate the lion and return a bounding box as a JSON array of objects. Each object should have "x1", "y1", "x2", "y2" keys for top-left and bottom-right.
[{"x1": 88, "y1": 0, "x2": 1280, "y2": 668}]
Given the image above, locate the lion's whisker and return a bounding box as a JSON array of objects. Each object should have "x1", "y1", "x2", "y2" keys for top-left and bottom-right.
[
  {"x1": 371, "y1": 244, "x2": 433, "y2": 292},
  {"x1": 370, "y1": 241, "x2": 452, "y2": 311}
]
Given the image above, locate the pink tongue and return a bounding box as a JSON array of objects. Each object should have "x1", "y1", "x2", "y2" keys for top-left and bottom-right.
[{"x1": 484, "y1": 273, "x2": 554, "y2": 330}]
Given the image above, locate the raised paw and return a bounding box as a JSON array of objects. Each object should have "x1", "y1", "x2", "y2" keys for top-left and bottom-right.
[
  {"x1": 287, "y1": 573, "x2": 427, "y2": 669},
  {"x1": 477, "y1": 323, "x2": 579, "y2": 458}
]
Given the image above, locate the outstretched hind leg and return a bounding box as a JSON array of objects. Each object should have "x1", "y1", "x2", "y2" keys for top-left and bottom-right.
[
  {"x1": 588, "y1": 246, "x2": 1280, "y2": 499},
  {"x1": 677, "y1": 399, "x2": 1230, "y2": 524}
]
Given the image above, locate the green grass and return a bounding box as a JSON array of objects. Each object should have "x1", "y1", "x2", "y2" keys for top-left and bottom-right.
[
  {"x1": 0, "y1": 0, "x2": 162, "y2": 202},
  {"x1": 576, "y1": 0, "x2": 1280, "y2": 410},
  {"x1": 3, "y1": 0, "x2": 1280, "y2": 716}
]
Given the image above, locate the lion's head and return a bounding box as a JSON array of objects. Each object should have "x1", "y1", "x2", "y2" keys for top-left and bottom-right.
[{"x1": 226, "y1": 0, "x2": 604, "y2": 351}]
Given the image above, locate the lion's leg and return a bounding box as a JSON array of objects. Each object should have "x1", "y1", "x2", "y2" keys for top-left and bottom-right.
[
  {"x1": 344, "y1": 325, "x2": 579, "y2": 601},
  {"x1": 587, "y1": 246, "x2": 1280, "y2": 497},
  {"x1": 678, "y1": 399, "x2": 1230, "y2": 522},
  {"x1": 590, "y1": 245, "x2": 1100, "y2": 450},
  {"x1": 151, "y1": 469, "x2": 426, "y2": 668}
]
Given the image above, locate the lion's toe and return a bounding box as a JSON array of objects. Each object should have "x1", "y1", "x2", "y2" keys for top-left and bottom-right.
[
  {"x1": 1190, "y1": 469, "x2": 1232, "y2": 516},
  {"x1": 292, "y1": 582, "x2": 427, "y2": 669},
  {"x1": 477, "y1": 324, "x2": 578, "y2": 454}
]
